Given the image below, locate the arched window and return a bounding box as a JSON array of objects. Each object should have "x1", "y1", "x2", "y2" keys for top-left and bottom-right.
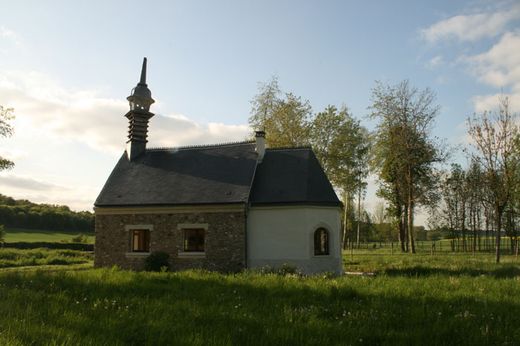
[{"x1": 314, "y1": 228, "x2": 329, "y2": 256}]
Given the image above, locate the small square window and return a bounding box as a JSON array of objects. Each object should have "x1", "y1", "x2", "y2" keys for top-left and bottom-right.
[
  {"x1": 184, "y1": 229, "x2": 205, "y2": 252},
  {"x1": 131, "y1": 229, "x2": 150, "y2": 252}
]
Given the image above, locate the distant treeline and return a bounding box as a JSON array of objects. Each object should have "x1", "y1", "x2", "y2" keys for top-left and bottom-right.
[
  {"x1": 0, "y1": 194, "x2": 94, "y2": 233},
  {"x1": 3, "y1": 242, "x2": 94, "y2": 251}
]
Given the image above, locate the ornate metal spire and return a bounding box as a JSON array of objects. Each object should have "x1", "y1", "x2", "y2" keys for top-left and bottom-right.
[
  {"x1": 127, "y1": 57, "x2": 154, "y2": 111},
  {"x1": 140, "y1": 57, "x2": 147, "y2": 85},
  {"x1": 125, "y1": 57, "x2": 155, "y2": 161}
]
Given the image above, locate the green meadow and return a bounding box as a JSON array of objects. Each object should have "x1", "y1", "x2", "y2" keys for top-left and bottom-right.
[
  {"x1": 0, "y1": 250, "x2": 519, "y2": 345},
  {"x1": 0, "y1": 248, "x2": 92, "y2": 269},
  {"x1": 3, "y1": 227, "x2": 95, "y2": 244}
]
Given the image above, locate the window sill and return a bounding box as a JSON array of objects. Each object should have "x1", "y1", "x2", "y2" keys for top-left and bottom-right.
[
  {"x1": 313, "y1": 254, "x2": 331, "y2": 258},
  {"x1": 125, "y1": 252, "x2": 151, "y2": 258},
  {"x1": 178, "y1": 251, "x2": 206, "y2": 259}
]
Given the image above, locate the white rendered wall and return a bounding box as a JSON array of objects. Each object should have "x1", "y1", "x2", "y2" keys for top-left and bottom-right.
[{"x1": 247, "y1": 206, "x2": 343, "y2": 275}]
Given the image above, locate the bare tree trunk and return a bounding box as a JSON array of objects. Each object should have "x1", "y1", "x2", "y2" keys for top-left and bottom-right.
[
  {"x1": 508, "y1": 209, "x2": 516, "y2": 254},
  {"x1": 342, "y1": 191, "x2": 349, "y2": 250},
  {"x1": 403, "y1": 205, "x2": 409, "y2": 252},
  {"x1": 407, "y1": 167, "x2": 416, "y2": 254},
  {"x1": 356, "y1": 187, "x2": 361, "y2": 249},
  {"x1": 496, "y1": 206, "x2": 502, "y2": 263},
  {"x1": 462, "y1": 199, "x2": 466, "y2": 252},
  {"x1": 472, "y1": 205, "x2": 477, "y2": 253},
  {"x1": 398, "y1": 207, "x2": 406, "y2": 252},
  {"x1": 477, "y1": 207, "x2": 481, "y2": 252},
  {"x1": 485, "y1": 207, "x2": 490, "y2": 252},
  {"x1": 408, "y1": 199, "x2": 416, "y2": 254}
]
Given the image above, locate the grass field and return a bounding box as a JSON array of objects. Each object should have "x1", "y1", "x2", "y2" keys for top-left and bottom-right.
[
  {"x1": 4, "y1": 227, "x2": 95, "y2": 244},
  {"x1": 343, "y1": 244, "x2": 520, "y2": 273},
  {"x1": 0, "y1": 248, "x2": 92, "y2": 269},
  {"x1": 347, "y1": 237, "x2": 518, "y2": 255},
  {"x1": 0, "y1": 251, "x2": 519, "y2": 345}
]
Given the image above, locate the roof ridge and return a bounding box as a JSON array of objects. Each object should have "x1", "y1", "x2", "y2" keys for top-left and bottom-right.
[
  {"x1": 266, "y1": 146, "x2": 312, "y2": 151},
  {"x1": 147, "y1": 140, "x2": 255, "y2": 151}
]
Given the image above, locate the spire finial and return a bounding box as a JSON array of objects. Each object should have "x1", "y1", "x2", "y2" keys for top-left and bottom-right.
[
  {"x1": 139, "y1": 57, "x2": 147, "y2": 85},
  {"x1": 127, "y1": 57, "x2": 154, "y2": 111}
]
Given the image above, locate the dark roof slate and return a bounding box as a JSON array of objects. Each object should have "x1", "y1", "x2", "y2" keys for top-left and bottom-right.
[
  {"x1": 94, "y1": 142, "x2": 258, "y2": 207},
  {"x1": 249, "y1": 148, "x2": 341, "y2": 206},
  {"x1": 95, "y1": 142, "x2": 341, "y2": 208}
]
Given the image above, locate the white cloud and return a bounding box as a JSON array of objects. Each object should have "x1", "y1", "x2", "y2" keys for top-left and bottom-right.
[
  {"x1": 150, "y1": 115, "x2": 248, "y2": 149},
  {"x1": 466, "y1": 31, "x2": 520, "y2": 113},
  {"x1": 422, "y1": 2, "x2": 520, "y2": 114},
  {"x1": 421, "y1": 4, "x2": 520, "y2": 42},
  {"x1": 0, "y1": 70, "x2": 250, "y2": 153},
  {"x1": 467, "y1": 31, "x2": 520, "y2": 88},
  {"x1": 0, "y1": 173, "x2": 97, "y2": 210},
  {"x1": 472, "y1": 92, "x2": 520, "y2": 113},
  {"x1": 0, "y1": 26, "x2": 22, "y2": 46},
  {"x1": 426, "y1": 55, "x2": 444, "y2": 69},
  {"x1": 0, "y1": 69, "x2": 250, "y2": 211},
  {"x1": 0, "y1": 147, "x2": 26, "y2": 161},
  {"x1": 0, "y1": 174, "x2": 61, "y2": 191}
]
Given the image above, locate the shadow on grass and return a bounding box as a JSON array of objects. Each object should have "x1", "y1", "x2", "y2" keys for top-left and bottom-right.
[
  {"x1": 384, "y1": 265, "x2": 520, "y2": 278},
  {"x1": 0, "y1": 269, "x2": 520, "y2": 345}
]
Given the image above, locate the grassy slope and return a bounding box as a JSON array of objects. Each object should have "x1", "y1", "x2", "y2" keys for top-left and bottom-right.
[
  {"x1": 4, "y1": 227, "x2": 95, "y2": 244},
  {"x1": 0, "y1": 253, "x2": 519, "y2": 345}
]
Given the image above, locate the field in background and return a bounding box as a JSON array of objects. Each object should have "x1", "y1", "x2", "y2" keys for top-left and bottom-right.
[
  {"x1": 344, "y1": 250, "x2": 520, "y2": 275},
  {"x1": 346, "y1": 237, "x2": 519, "y2": 255},
  {"x1": 0, "y1": 248, "x2": 92, "y2": 269},
  {"x1": 0, "y1": 251, "x2": 519, "y2": 345},
  {"x1": 4, "y1": 227, "x2": 95, "y2": 244}
]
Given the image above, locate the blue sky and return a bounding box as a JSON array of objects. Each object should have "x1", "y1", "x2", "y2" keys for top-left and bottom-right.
[{"x1": 0, "y1": 0, "x2": 519, "y2": 225}]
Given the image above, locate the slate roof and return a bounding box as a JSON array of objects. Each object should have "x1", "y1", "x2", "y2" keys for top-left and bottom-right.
[
  {"x1": 95, "y1": 142, "x2": 341, "y2": 207},
  {"x1": 95, "y1": 142, "x2": 258, "y2": 207},
  {"x1": 249, "y1": 148, "x2": 341, "y2": 206}
]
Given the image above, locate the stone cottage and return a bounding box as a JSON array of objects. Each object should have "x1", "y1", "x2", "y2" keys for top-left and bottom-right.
[{"x1": 94, "y1": 58, "x2": 343, "y2": 275}]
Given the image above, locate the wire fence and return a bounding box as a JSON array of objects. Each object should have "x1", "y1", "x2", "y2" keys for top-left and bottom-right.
[{"x1": 345, "y1": 237, "x2": 520, "y2": 256}]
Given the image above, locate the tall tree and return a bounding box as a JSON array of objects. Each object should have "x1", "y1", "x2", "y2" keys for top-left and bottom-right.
[
  {"x1": 467, "y1": 96, "x2": 519, "y2": 263},
  {"x1": 466, "y1": 159, "x2": 484, "y2": 252},
  {"x1": 310, "y1": 105, "x2": 370, "y2": 248},
  {"x1": 249, "y1": 77, "x2": 311, "y2": 147},
  {"x1": 372, "y1": 201, "x2": 395, "y2": 242},
  {"x1": 311, "y1": 105, "x2": 369, "y2": 188},
  {"x1": 250, "y1": 78, "x2": 370, "y2": 248},
  {"x1": 370, "y1": 80, "x2": 444, "y2": 253},
  {"x1": 0, "y1": 106, "x2": 15, "y2": 171},
  {"x1": 438, "y1": 163, "x2": 475, "y2": 251}
]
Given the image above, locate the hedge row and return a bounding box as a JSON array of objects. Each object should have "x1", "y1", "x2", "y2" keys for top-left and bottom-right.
[{"x1": 2, "y1": 242, "x2": 94, "y2": 251}]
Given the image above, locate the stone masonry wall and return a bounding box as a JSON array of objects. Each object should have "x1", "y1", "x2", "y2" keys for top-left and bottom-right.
[{"x1": 94, "y1": 209, "x2": 246, "y2": 272}]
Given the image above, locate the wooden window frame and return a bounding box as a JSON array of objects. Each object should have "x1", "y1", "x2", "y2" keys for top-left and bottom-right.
[
  {"x1": 131, "y1": 229, "x2": 150, "y2": 253},
  {"x1": 125, "y1": 225, "x2": 153, "y2": 256},
  {"x1": 183, "y1": 228, "x2": 205, "y2": 252}
]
